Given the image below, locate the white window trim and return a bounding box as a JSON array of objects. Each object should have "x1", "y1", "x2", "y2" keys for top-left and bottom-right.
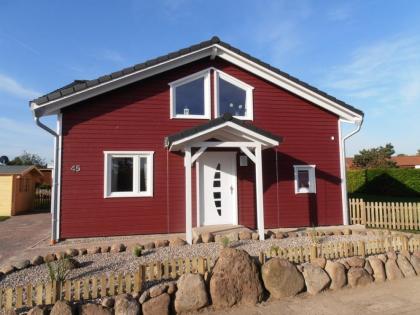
[
  {"x1": 104, "y1": 151, "x2": 154, "y2": 198},
  {"x1": 169, "y1": 68, "x2": 211, "y2": 119},
  {"x1": 214, "y1": 69, "x2": 254, "y2": 120},
  {"x1": 293, "y1": 165, "x2": 316, "y2": 194}
]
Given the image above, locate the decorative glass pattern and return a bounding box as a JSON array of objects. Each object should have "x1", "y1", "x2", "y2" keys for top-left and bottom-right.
[{"x1": 213, "y1": 163, "x2": 222, "y2": 216}]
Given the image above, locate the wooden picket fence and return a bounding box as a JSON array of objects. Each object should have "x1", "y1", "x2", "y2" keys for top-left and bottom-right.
[
  {"x1": 0, "y1": 256, "x2": 214, "y2": 311},
  {"x1": 349, "y1": 198, "x2": 420, "y2": 230},
  {"x1": 259, "y1": 235, "x2": 420, "y2": 265},
  {"x1": 33, "y1": 187, "x2": 51, "y2": 210}
]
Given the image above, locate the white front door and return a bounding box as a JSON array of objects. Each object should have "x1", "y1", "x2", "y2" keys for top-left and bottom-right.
[{"x1": 198, "y1": 152, "x2": 237, "y2": 226}]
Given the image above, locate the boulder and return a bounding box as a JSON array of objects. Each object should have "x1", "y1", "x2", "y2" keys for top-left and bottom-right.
[
  {"x1": 27, "y1": 306, "x2": 47, "y2": 315},
  {"x1": 324, "y1": 260, "x2": 346, "y2": 290},
  {"x1": 149, "y1": 284, "x2": 167, "y2": 298},
  {"x1": 227, "y1": 232, "x2": 239, "y2": 241},
  {"x1": 413, "y1": 250, "x2": 420, "y2": 259},
  {"x1": 155, "y1": 239, "x2": 169, "y2": 248},
  {"x1": 261, "y1": 258, "x2": 305, "y2": 299},
  {"x1": 79, "y1": 303, "x2": 112, "y2": 315},
  {"x1": 139, "y1": 289, "x2": 150, "y2": 304},
  {"x1": 311, "y1": 257, "x2": 326, "y2": 269},
  {"x1": 101, "y1": 246, "x2": 111, "y2": 253},
  {"x1": 400, "y1": 250, "x2": 411, "y2": 259},
  {"x1": 302, "y1": 263, "x2": 330, "y2": 295},
  {"x1": 114, "y1": 294, "x2": 141, "y2": 315},
  {"x1": 275, "y1": 232, "x2": 286, "y2": 239},
  {"x1": 142, "y1": 293, "x2": 170, "y2": 315},
  {"x1": 333, "y1": 230, "x2": 343, "y2": 236},
  {"x1": 56, "y1": 252, "x2": 67, "y2": 260},
  {"x1": 64, "y1": 258, "x2": 80, "y2": 270},
  {"x1": 251, "y1": 232, "x2": 259, "y2": 240},
  {"x1": 346, "y1": 256, "x2": 365, "y2": 268},
  {"x1": 143, "y1": 242, "x2": 155, "y2": 250},
  {"x1": 175, "y1": 273, "x2": 208, "y2": 313},
  {"x1": 385, "y1": 259, "x2": 404, "y2": 280},
  {"x1": 210, "y1": 248, "x2": 263, "y2": 308},
  {"x1": 65, "y1": 248, "x2": 79, "y2": 257},
  {"x1": 0, "y1": 265, "x2": 15, "y2": 275},
  {"x1": 193, "y1": 234, "x2": 202, "y2": 244},
  {"x1": 265, "y1": 231, "x2": 275, "y2": 239},
  {"x1": 368, "y1": 257, "x2": 386, "y2": 282},
  {"x1": 202, "y1": 232, "x2": 215, "y2": 243},
  {"x1": 111, "y1": 243, "x2": 125, "y2": 253},
  {"x1": 44, "y1": 253, "x2": 57, "y2": 263},
  {"x1": 167, "y1": 281, "x2": 177, "y2": 295},
  {"x1": 347, "y1": 267, "x2": 373, "y2": 288},
  {"x1": 50, "y1": 300, "x2": 73, "y2": 315},
  {"x1": 364, "y1": 260, "x2": 373, "y2": 275},
  {"x1": 343, "y1": 228, "x2": 352, "y2": 235},
  {"x1": 239, "y1": 231, "x2": 252, "y2": 240},
  {"x1": 377, "y1": 254, "x2": 387, "y2": 263},
  {"x1": 397, "y1": 254, "x2": 416, "y2": 277},
  {"x1": 169, "y1": 237, "x2": 186, "y2": 247},
  {"x1": 410, "y1": 255, "x2": 420, "y2": 274},
  {"x1": 101, "y1": 297, "x2": 114, "y2": 308},
  {"x1": 88, "y1": 247, "x2": 101, "y2": 254},
  {"x1": 31, "y1": 255, "x2": 44, "y2": 266},
  {"x1": 79, "y1": 248, "x2": 88, "y2": 255},
  {"x1": 13, "y1": 259, "x2": 30, "y2": 270}
]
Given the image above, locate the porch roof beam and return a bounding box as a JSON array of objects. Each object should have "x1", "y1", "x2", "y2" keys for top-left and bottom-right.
[
  {"x1": 192, "y1": 146, "x2": 207, "y2": 164},
  {"x1": 240, "y1": 146, "x2": 256, "y2": 163},
  {"x1": 192, "y1": 141, "x2": 258, "y2": 148}
]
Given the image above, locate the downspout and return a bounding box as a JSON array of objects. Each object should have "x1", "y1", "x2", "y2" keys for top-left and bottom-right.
[
  {"x1": 34, "y1": 115, "x2": 60, "y2": 244},
  {"x1": 339, "y1": 118, "x2": 363, "y2": 225}
]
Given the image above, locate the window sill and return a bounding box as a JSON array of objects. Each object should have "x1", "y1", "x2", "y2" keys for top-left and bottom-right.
[
  {"x1": 105, "y1": 192, "x2": 153, "y2": 198},
  {"x1": 171, "y1": 115, "x2": 210, "y2": 120}
]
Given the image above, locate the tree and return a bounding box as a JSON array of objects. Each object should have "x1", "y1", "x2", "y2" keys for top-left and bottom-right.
[
  {"x1": 417, "y1": 149, "x2": 420, "y2": 156},
  {"x1": 397, "y1": 153, "x2": 407, "y2": 157},
  {"x1": 353, "y1": 143, "x2": 397, "y2": 169},
  {"x1": 8, "y1": 151, "x2": 47, "y2": 168}
]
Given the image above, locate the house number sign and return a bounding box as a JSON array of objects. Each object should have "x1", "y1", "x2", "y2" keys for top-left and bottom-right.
[{"x1": 71, "y1": 165, "x2": 81, "y2": 173}]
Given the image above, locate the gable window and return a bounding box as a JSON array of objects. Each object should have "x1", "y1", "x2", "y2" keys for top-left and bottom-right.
[
  {"x1": 104, "y1": 151, "x2": 154, "y2": 197},
  {"x1": 215, "y1": 70, "x2": 254, "y2": 120},
  {"x1": 169, "y1": 69, "x2": 211, "y2": 119},
  {"x1": 293, "y1": 165, "x2": 316, "y2": 194}
]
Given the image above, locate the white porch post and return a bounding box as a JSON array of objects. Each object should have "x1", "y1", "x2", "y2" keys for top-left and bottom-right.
[
  {"x1": 185, "y1": 146, "x2": 193, "y2": 244},
  {"x1": 255, "y1": 144, "x2": 265, "y2": 240}
]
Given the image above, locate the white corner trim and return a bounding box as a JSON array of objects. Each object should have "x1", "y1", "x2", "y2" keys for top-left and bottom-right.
[
  {"x1": 293, "y1": 165, "x2": 316, "y2": 194},
  {"x1": 103, "y1": 151, "x2": 154, "y2": 198},
  {"x1": 56, "y1": 113, "x2": 63, "y2": 239},
  {"x1": 213, "y1": 69, "x2": 254, "y2": 120}
]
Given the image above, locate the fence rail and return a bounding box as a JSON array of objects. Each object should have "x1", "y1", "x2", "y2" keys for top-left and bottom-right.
[{"x1": 349, "y1": 198, "x2": 420, "y2": 230}]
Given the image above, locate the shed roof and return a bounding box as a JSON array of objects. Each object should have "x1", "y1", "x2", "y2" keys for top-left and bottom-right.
[{"x1": 0, "y1": 165, "x2": 43, "y2": 176}]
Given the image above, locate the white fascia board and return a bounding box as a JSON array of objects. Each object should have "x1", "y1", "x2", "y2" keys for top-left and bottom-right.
[
  {"x1": 32, "y1": 46, "x2": 215, "y2": 117},
  {"x1": 214, "y1": 45, "x2": 363, "y2": 122}
]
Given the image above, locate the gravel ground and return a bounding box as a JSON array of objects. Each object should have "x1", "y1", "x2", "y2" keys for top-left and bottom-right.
[{"x1": 0, "y1": 234, "x2": 377, "y2": 288}]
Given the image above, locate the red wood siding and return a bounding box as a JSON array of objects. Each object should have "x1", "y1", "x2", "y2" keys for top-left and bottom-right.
[{"x1": 60, "y1": 57, "x2": 342, "y2": 238}]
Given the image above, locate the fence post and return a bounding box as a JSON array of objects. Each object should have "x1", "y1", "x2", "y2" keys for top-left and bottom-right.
[
  {"x1": 361, "y1": 199, "x2": 367, "y2": 226},
  {"x1": 310, "y1": 244, "x2": 318, "y2": 261},
  {"x1": 401, "y1": 235, "x2": 409, "y2": 252}
]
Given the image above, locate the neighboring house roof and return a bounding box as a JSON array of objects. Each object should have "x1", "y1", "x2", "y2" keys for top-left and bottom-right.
[
  {"x1": 346, "y1": 156, "x2": 420, "y2": 168},
  {"x1": 30, "y1": 37, "x2": 364, "y2": 121},
  {"x1": 0, "y1": 165, "x2": 43, "y2": 176},
  {"x1": 165, "y1": 113, "x2": 282, "y2": 150}
]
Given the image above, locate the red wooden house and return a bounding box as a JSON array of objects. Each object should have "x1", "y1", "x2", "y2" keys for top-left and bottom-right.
[{"x1": 30, "y1": 37, "x2": 364, "y2": 243}]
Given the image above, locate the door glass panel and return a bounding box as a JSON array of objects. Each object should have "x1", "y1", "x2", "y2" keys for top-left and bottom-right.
[{"x1": 213, "y1": 163, "x2": 222, "y2": 216}]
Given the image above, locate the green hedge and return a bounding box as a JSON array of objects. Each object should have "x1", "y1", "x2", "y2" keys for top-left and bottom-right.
[{"x1": 347, "y1": 168, "x2": 420, "y2": 197}]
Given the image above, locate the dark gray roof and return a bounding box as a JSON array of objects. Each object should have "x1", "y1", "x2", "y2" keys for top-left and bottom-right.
[
  {"x1": 165, "y1": 113, "x2": 282, "y2": 147},
  {"x1": 0, "y1": 165, "x2": 37, "y2": 175},
  {"x1": 32, "y1": 36, "x2": 363, "y2": 117}
]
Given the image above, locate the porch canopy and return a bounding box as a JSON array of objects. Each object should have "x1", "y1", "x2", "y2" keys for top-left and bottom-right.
[{"x1": 165, "y1": 113, "x2": 282, "y2": 244}]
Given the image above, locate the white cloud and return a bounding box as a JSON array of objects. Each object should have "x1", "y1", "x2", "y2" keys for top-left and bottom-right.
[
  {"x1": 0, "y1": 73, "x2": 40, "y2": 100},
  {"x1": 324, "y1": 35, "x2": 420, "y2": 109}
]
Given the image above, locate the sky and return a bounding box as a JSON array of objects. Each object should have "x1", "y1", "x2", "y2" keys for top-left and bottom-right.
[{"x1": 0, "y1": 0, "x2": 419, "y2": 162}]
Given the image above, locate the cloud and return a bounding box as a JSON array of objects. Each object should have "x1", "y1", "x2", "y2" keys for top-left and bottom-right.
[
  {"x1": 324, "y1": 34, "x2": 420, "y2": 109},
  {"x1": 0, "y1": 73, "x2": 40, "y2": 100},
  {"x1": 0, "y1": 116, "x2": 52, "y2": 160},
  {"x1": 98, "y1": 49, "x2": 125, "y2": 64}
]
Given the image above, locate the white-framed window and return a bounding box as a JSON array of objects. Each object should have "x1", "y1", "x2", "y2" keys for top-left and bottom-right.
[
  {"x1": 214, "y1": 69, "x2": 254, "y2": 120},
  {"x1": 104, "y1": 151, "x2": 154, "y2": 198},
  {"x1": 293, "y1": 165, "x2": 316, "y2": 194},
  {"x1": 169, "y1": 69, "x2": 211, "y2": 119}
]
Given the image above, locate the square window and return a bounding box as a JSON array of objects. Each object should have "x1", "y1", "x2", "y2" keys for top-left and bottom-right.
[
  {"x1": 104, "y1": 151, "x2": 154, "y2": 198},
  {"x1": 170, "y1": 69, "x2": 211, "y2": 119},
  {"x1": 294, "y1": 165, "x2": 316, "y2": 194}
]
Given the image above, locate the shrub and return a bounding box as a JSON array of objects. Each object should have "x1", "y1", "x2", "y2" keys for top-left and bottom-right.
[
  {"x1": 270, "y1": 245, "x2": 279, "y2": 256},
  {"x1": 221, "y1": 236, "x2": 230, "y2": 248},
  {"x1": 46, "y1": 256, "x2": 71, "y2": 283},
  {"x1": 132, "y1": 246, "x2": 142, "y2": 257}
]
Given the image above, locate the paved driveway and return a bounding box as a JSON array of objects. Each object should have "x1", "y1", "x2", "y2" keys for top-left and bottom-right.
[{"x1": 0, "y1": 212, "x2": 50, "y2": 265}]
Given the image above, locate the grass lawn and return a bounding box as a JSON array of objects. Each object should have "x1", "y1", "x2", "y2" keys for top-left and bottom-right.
[
  {"x1": 349, "y1": 193, "x2": 420, "y2": 203},
  {"x1": 0, "y1": 216, "x2": 10, "y2": 222}
]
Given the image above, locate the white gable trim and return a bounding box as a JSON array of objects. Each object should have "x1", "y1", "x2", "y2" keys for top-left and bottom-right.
[{"x1": 31, "y1": 44, "x2": 362, "y2": 122}]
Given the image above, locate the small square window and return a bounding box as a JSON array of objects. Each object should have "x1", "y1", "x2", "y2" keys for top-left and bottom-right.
[
  {"x1": 294, "y1": 165, "x2": 316, "y2": 194},
  {"x1": 104, "y1": 151, "x2": 154, "y2": 198}
]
